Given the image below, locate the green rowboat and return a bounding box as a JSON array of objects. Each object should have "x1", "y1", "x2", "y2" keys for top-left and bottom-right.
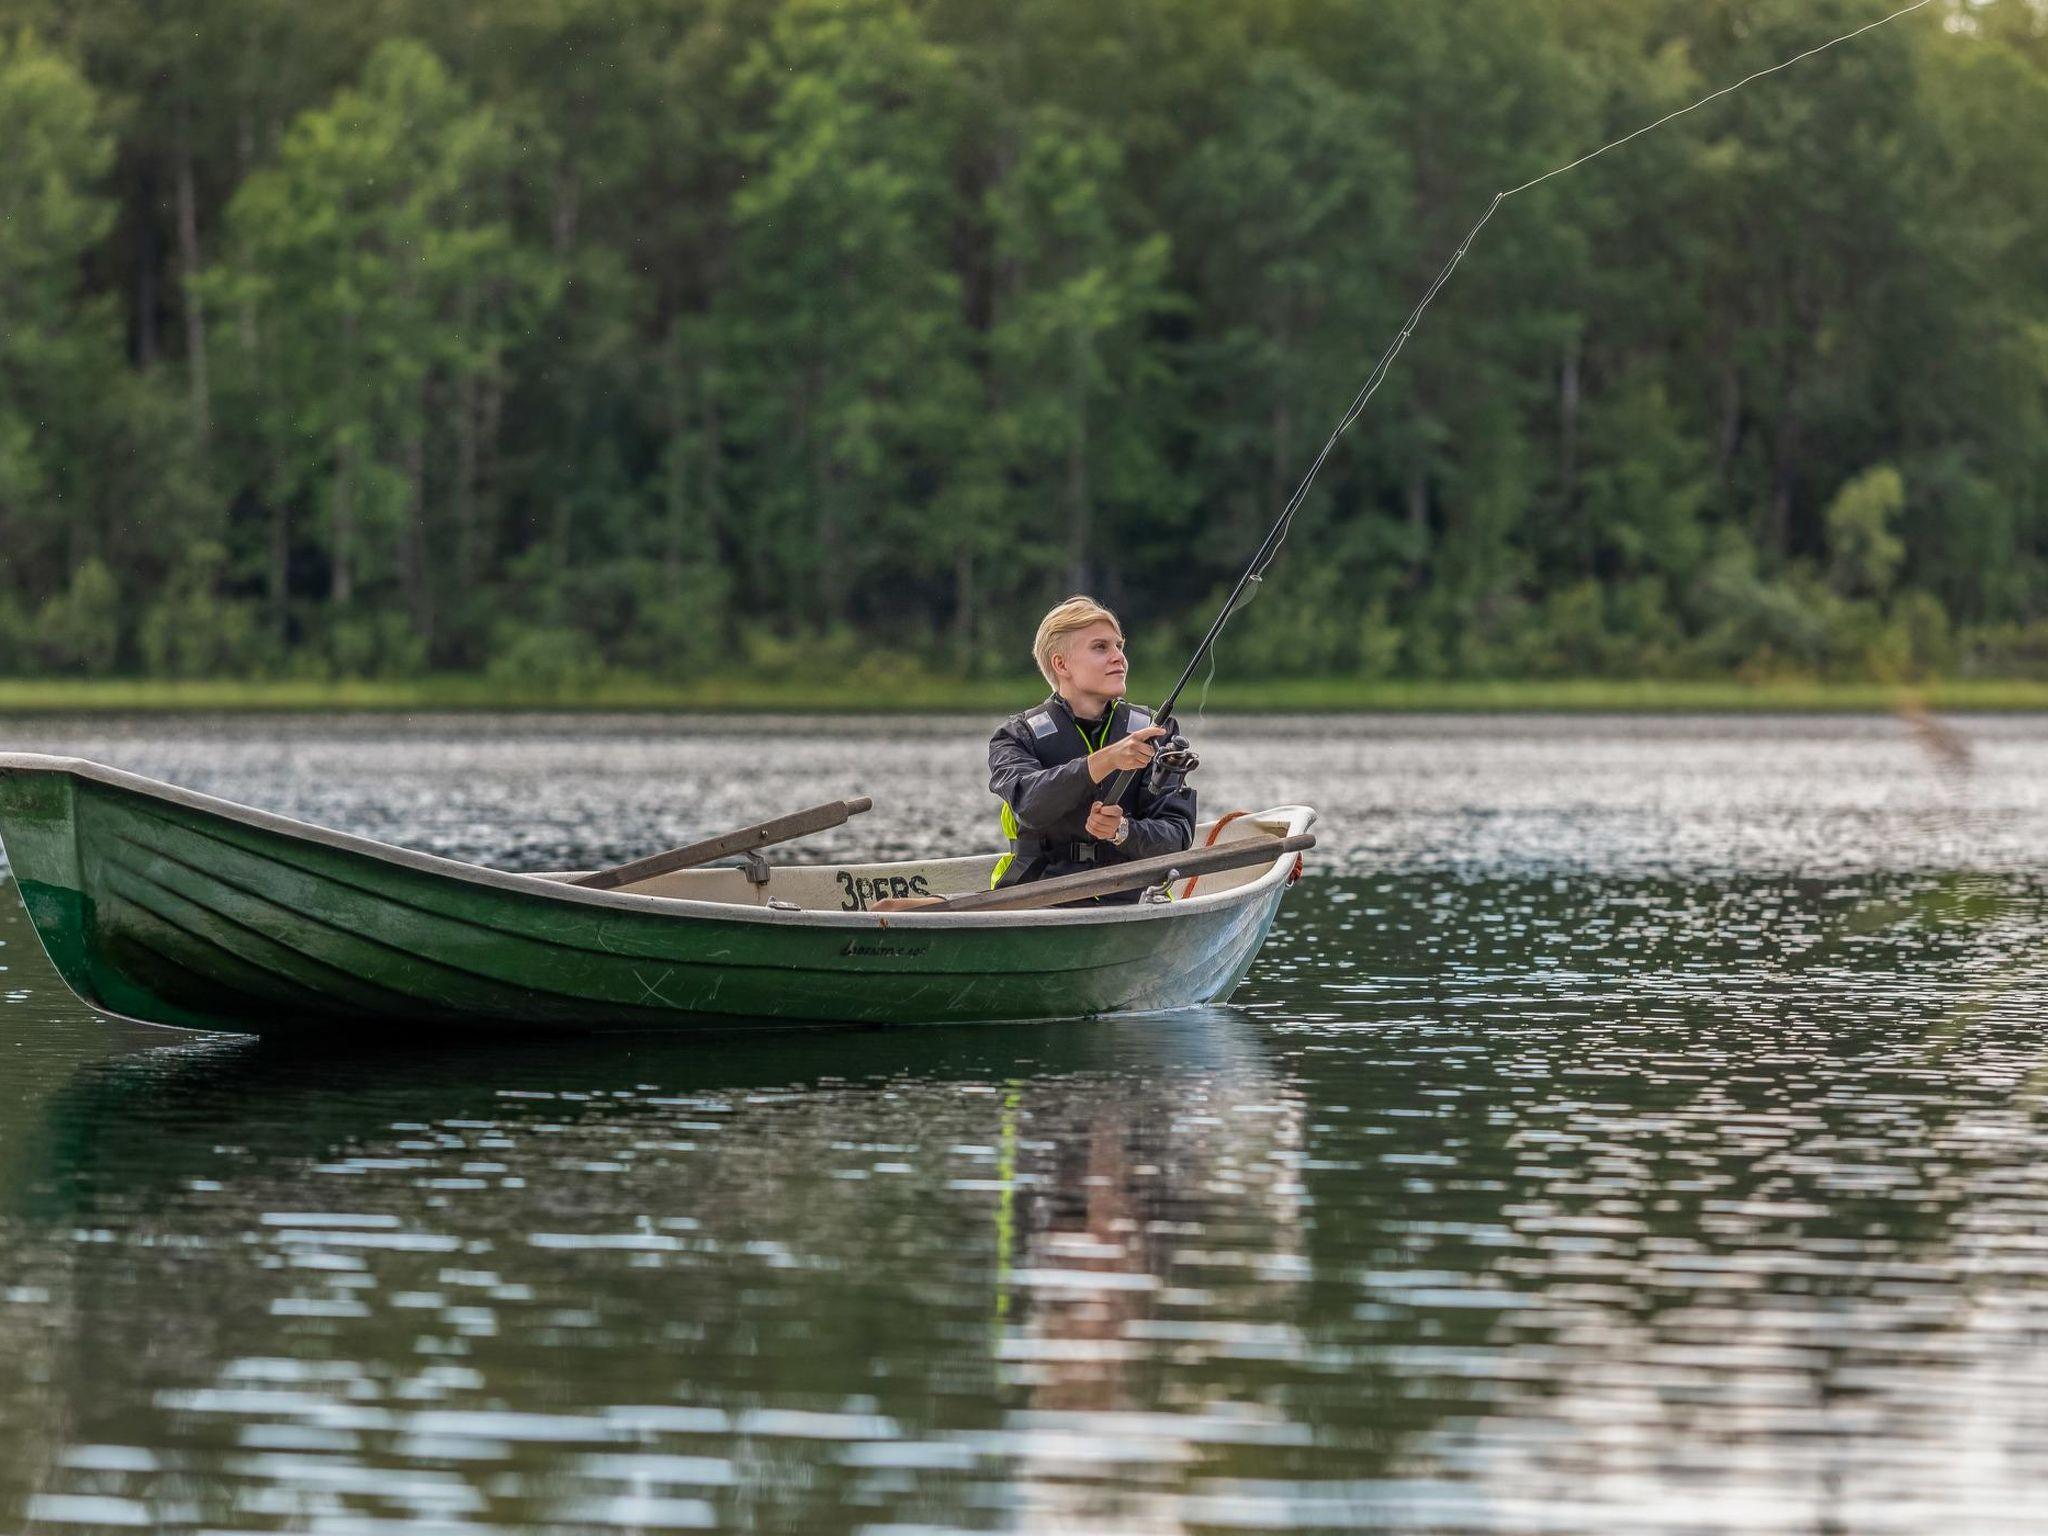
[{"x1": 0, "y1": 754, "x2": 1314, "y2": 1037}]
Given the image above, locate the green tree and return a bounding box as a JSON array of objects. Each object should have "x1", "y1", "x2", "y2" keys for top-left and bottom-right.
[
  {"x1": 987, "y1": 110, "x2": 1179, "y2": 600},
  {"x1": 138, "y1": 541, "x2": 266, "y2": 677},
  {"x1": 0, "y1": 0, "x2": 2045, "y2": 687},
  {"x1": 1825, "y1": 464, "x2": 1906, "y2": 599},
  {"x1": 201, "y1": 38, "x2": 555, "y2": 666},
  {"x1": 0, "y1": 31, "x2": 115, "y2": 595},
  {"x1": 719, "y1": 0, "x2": 972, "y2": 629},
  {"x1": 36, "y1": 558, "x2": 121, "y2": 674}
]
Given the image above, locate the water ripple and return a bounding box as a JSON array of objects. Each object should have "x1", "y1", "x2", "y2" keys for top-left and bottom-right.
[{"x1": 1, "y1": 714, "x2": 2046, "y2": 1531}]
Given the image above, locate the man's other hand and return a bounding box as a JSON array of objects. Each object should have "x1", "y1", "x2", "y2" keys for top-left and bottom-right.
[
  {"x1": 1085, "y1": 802, "x2": 1126, "y2": 843},
  {"x1": 1087, "y1": 726, "x2": 1166, "y2": 782}
]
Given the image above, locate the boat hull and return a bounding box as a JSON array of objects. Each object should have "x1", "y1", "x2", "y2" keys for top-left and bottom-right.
[{"x1": 0, "y1": 756, "x2": 1309, "y2": 1038}]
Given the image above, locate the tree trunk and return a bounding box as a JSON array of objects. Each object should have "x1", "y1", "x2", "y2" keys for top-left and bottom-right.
[
  {"x1": 953, "y1": 547, "x2": 976, "y2": 666},
  {"x1": 662, "y1": 334, "x2": 693, "y2": 587},
  {"x1": 175, "y1": 110, "x2": 210, "y2": 444},
  {"x1": 402, "y1": 393, "x2": 432, "y2": 652},
  {"x1": 1559, "y1": 334, "x2": 1584, "y2": 575},
  {"x1": 269, "y1": 496, "x2": 289, "y2": 644},
  {"x1": 477, "y1": 362, "x2": 504, "y2": 582},
  {"x1": 333, "y1": 313, "x2": 357, "y2": 606},
  {"x1": 664, "y1": 388, "x2": 689, "y2": 587},
  {"x1": 702, "y1": 392, "x2": 725, "y2": 551},
  {"x1": 332, "y1": 438, "x2": 355, "y2": 608},
  {"x1": 455, "y1": 361, "x2": 479, "y2": 593},
  {"x1": 1715, "y1": 356, "x2": 1741, "y2": 478},
  {"x1": 551, "y1": 168, "x2": 580, "y2": 258},
  {"x1": 133, "y1": 165, "x2": 159, "y2": 368},
  {"x1": 244, "y1": 279, "x2": 284, "y2": 641},
  {"x1": 1405, "y1": 462, "x2": 1429, "y2": 582},
  {"x1": 1763, "y1": 301, "x2": 1822, "y2": 562},
  {"x1": 1766, "y1": 417, "x2": 1798, "y2": 562},
  {"x1": 550, "y1": 467, "x2": 574, "y2": 575},
  {"x1": 801, "y1": 368, "x2": 846, "y2": 625},
  {"x1": 1558, "y1": 334, "x2": 1580, "y2": 494},
  {"x1": 1065, "y1": 337, "x2": 1091, "y2": 593},
  {"x1": 1270, "y1": 398, "x2": 1292, "y2": 526},
  {"x1": 816, "y1": 455, "x2": 845, "y2": 625}
]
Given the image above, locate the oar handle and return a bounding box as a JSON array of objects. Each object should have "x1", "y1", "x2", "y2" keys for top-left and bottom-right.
[
  {"x1": 931, "y1": 831, "x2": 1313, "y2": 914},
  {"x1": 570, "y1": 796, "x2": 873, "y2": 891}
]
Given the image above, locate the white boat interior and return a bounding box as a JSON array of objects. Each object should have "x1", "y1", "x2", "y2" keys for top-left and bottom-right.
[{"x1": 550, "y1": 809, "x2": 1311, "y2": 913}]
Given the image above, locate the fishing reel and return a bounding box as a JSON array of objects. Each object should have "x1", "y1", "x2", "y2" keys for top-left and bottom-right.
[{"x1": 1148, "y1": 727, "x2": 1199, "y2": 789}]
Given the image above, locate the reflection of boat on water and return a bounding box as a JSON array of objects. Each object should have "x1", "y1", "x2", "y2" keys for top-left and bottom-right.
[
  {"x1": 0, "y1": 1008, "x2": 1342, "y2": 1534},
  {"x1": 0, "y1": 754, "x2": 1313, "y2": 1037},
  {"x1": 9, "y1": 1018, "x2": 1220, "y2": 1217}
]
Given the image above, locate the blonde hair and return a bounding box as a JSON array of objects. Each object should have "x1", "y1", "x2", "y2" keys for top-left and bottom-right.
[{"x1": 1032, "y1": 595, "x2": 1122, "y2": 688}]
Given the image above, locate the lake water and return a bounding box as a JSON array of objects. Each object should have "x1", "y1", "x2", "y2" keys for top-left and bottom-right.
[{"x1": 2, "y1": 712, "x2": 2045, "y2": 1533}]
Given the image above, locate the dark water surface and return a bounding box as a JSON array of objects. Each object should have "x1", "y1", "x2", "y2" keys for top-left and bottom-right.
[{"x1": 2, "y1": 713, "x2": 2046, "y2": 1533}]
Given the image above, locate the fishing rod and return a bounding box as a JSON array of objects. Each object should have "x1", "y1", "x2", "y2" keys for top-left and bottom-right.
[{"x1": 1099, "y1": 0, "x2": 1938, "y2": 811}]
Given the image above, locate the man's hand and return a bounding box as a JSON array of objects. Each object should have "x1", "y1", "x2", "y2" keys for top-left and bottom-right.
[
  {"x1": 1086, "y1": 725, "x2": 1167, "y2": 783},
  {"x1": 1085, "y1": 802, "x2": 1126, "y2": 843}
]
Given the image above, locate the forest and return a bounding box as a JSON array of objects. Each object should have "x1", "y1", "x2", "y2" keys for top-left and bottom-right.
[{"x1": 0, "y1": 0, "x2": 2045, "y2": 691}]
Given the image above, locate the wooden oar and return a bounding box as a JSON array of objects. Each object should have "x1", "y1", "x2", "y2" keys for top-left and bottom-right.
[
  {"x1": 570, "y1": 796, "x2": 873, "y2": 891},
  {"x1": 926, "y1": 832, "x2": 1314, "y2": 914}
]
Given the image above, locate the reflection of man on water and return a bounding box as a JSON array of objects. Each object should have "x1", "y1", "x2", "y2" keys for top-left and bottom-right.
[
  {"x1": 988, "y1": 597, "x2": 1196, "y2": 902},
  {"x1": 994, "y1": 1031, "x2": 1312, "y2": 1516}
]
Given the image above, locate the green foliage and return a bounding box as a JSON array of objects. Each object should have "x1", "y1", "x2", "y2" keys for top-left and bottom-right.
[
  {"x1": 1357, "y1": 600, "x2": 1406, "y2": 681},
  {"x1": 324, "y1": 613, "x2": 429, "y2": 680},
  {"x1": 36, "y1": 559, "x2": 121, "y2": 674},
  {"x1": 1576, "y1": 380, "x2": 1711, "y2": 581},
  {"x1": 138, "y1": 543, "x2": 268, "y2": 678},
  {"x1": 0, "y1": 590, "x2": 30, "y2": 673},
  {"x1": 717, "y1": 0, "x2": 973, "y2": 626},
  {"x1": 0, "y1": 31, "x2": 121, "y2": 600},
  {"x1": 986, "y1": 108, "x2": 1181, "y2": 591},
  {"x1": 0, "y1": 31, "x2": 113, "y2": 296},
  {"x1": 3, "y1": 1, "x2": 2048, "y2": 686},
  {"x1": 199, "y1": 36, "x2": 554, "y2": 644},
  {"x1": 485, "y1": 623, "x2": 603, "y2": 694},
  {"x1": 602, "y1": 560, "x2": 734, "y2": 679},
  {"x1": 1825, "y1": 465, "x2": 1907, "y2": 598}
]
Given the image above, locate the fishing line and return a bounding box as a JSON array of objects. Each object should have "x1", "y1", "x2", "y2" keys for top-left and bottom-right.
[
  {"x1": 1272, "y1": 0, "x2": 1936, "y2": 584},
  {"x1": 1106, "y1": 0, "x2": 1941, "y2": 804},
  {"x1": 1162, "y1": 0, "x2": 1941, "y2": 721},
  {"x1": 1192, "y1": 570, "x2": 1261, "y2": 723}
]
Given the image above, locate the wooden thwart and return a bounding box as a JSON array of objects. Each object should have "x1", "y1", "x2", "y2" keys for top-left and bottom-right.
[
  {"x1": 570, "y1": 796, "x2": 873, "y2": 891},
  {"x1": 929, "y1": 832, "x2": 1314, "y2": 913}
]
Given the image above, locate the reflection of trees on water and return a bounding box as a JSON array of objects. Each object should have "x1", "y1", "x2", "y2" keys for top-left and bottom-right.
[
  {"x1": 0, "y1": 1012, "x2": 1378, "y2": 1535},
  {"x1": 16, "y1": 865, "x2": 2036, "y2": 1531},
  {"x1": 0, "y1": 886, "x2": 132, "y2": 1532},
  {"x1": 0, "y1": 1231, "x2": 72, "y2": 1532},
  {"x1": 1264, "y1": 868, "x2": 2048, "y2": 1528}
]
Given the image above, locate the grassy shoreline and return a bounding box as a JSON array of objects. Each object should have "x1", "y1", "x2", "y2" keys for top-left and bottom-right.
[{"x1": 3, "y1": 674, "x2": 2048, "y2": 714}]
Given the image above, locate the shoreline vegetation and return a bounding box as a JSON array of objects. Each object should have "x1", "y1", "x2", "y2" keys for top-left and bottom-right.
[
  {"x1": 2, "y1": 675, "x2": 2045, "y2": 716},
  {"x1": 5, "y1": 8, "x2": 2048, "y2": 708}
]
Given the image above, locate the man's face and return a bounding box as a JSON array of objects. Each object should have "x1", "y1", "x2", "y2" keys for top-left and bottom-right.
[{"x1": 1053, "y1": 621, "x2": 1128, "y2": 699}]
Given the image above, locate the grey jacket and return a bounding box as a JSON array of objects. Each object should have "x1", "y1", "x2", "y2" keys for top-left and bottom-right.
[{"x1": 987, "y1": 694, "x2": 1196, "y2": 895}]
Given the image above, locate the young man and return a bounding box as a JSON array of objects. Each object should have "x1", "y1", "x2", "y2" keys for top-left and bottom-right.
[{"x1": 988, "y1": 596, "x2": 1196, "y2": 900}]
